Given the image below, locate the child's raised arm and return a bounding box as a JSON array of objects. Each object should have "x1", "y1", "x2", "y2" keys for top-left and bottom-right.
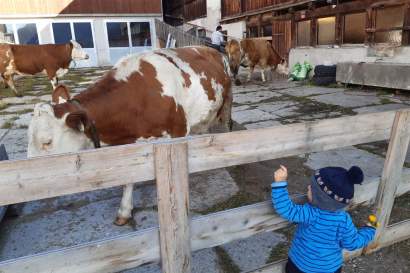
[{"x1": 271, "y1": 165, "x2": 317, "y2": 224}]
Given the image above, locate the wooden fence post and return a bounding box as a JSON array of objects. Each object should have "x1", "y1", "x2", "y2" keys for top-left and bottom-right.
[
  {"x1": 154, "y1": 142, "x2": 191, "y2": 273},
  {"x1": 364, "y1": 110, "x2": 410, "y2": 254}
]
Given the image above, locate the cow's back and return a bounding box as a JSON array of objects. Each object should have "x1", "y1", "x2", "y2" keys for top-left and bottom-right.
[
  {"x1": 73, "y1": 46, "x2": 231, "y2": 145},
  {"x1": 10, "y1": 44, "x2": 72, "y2": 75},
  {"x1": 241, "y1": 39, "x2": 281, "y2": 67}
]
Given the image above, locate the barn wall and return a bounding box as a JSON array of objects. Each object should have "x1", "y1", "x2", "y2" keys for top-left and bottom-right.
[
  {"x1": 222, "y1": 21, "x2": 246, "y2": 39},
  {"x1": 0, "y1": 0, "x2": 162, "y2": 16}
]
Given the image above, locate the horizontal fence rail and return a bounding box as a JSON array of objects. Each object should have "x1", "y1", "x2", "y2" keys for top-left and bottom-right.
[
  {"x1": 0, "y1": 110, "x2": 396, "y2": 206},
  {"x1": 0, "y1": 110, "x2": 409, "y2": 273}
]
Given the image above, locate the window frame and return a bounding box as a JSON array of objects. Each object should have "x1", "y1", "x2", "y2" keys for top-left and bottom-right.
[{"x1": 104, "y1": 18, "x2": 154, "y2": 49}]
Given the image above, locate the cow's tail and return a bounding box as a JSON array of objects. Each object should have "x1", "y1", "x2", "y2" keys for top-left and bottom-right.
[{"x1": 222, "y1": 54, "x2": 232, "y2": 78}]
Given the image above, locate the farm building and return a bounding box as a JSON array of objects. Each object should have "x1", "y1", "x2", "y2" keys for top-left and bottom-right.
[
  {"x1": 165, "y1": 0, "x2": 410, "y2": 90},
  {"x1": 0, "y1": 0, "x2": 162, "y2": 67}
]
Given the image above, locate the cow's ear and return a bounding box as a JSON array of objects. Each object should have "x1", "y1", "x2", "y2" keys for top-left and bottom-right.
[
  {"x1": 65, "y1": 110, "x2": 88, "y2": 132},
  {"x1": 52, "y1": 85, "x2": 71, "y2": 104}
]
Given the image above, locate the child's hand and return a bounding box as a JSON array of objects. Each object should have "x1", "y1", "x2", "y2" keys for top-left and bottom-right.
[
  {"x1": 367, "y1": 214, "x2": 380, "y2": 228},
  {"x1": 274, "y1": 165, "x2": 288, "y2": 182}
]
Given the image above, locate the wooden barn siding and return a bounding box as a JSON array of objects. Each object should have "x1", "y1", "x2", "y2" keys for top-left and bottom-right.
[
  {"x1": 272, "y1": 20, "x2": 291, "y2": 59},
  {"x1": 0, "y1": 0, "x2": 161, "y2": 15},
  {"x1": 184, "y1": 0, "x2": 207, "y2": 21},
  {"x1": 221, "y1": 0, "x2": 309, "y2": 17}
]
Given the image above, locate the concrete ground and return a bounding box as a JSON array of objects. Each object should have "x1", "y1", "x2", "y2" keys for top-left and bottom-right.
[{"x1": 0, "y1": 67, "x2": 409, "y2": 273}]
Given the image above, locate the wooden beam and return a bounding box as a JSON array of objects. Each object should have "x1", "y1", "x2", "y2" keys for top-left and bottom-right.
[
  {"x1": 294, "y1": 0, "x2": 373, "y2": 21},
  {"x1": 1, "y1": 170, "x2": 409, "y2": 273},
  {"x1": 221, "y1": 0, "x2": 314, "y2": 23},
  {"x1": 364, "y1": 110, "x2": 410, "y2": 254},
  {"x1": 402, "y1": 3, "x2": 410, "y2": 45},
  {"x1": 155, "y1": 142, "x2": 191, "y2": 273},
  {"x1": 0, "y1": 144, "x2": 8, "y2": 223},
  {"x1": 0, "y1": 111, "x2": 398, "y2": 206}
]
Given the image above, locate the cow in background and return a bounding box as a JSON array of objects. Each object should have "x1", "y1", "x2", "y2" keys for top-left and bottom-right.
[
  {"x1": 226, "y1": 38, "x2": 285, "y2": 84},
  {"x1": 27, "y1": 46, "x2": 232, "y2": 226},
  {"x1": 0, "y1": 40, "x2": 88, "y2": 96}
]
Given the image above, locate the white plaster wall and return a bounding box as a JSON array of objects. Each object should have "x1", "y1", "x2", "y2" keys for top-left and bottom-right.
[
  {"x1": 289, "y1": 45, "x2": 410, "y2": 69},
  {"x1": 188, "y1": 0, "x2": 221, "y2": 33},
  {"x1": 93, "y1": 18, "x2": 112, "y2": 66},
  {"x1": 222, "y1": 21, "x2": 246, "y2": 39}
]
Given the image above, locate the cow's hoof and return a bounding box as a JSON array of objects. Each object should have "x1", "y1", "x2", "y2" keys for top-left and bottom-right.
[
  {"x1": 15, "y1": 93, "x2": 23, "y2": 97},
  {"x1": 235, "y1": 79, "x2": 242, "y2": 86},
  {"x1": 114, "y1": 216, "x2": 129, "y2": 226}
]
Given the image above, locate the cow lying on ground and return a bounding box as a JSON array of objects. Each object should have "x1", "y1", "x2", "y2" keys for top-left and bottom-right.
[
  {"x1": 226, "y1": 38, "x2": 284, "y2": 84},
  {"x1": 28, "y1": 46, "x2": 232, "y2": 225},
  {"x1": 0, "y1": 40, "x2": 88, "y2": 97}
]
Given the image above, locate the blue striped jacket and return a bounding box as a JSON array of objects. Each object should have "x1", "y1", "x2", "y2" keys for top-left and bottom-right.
[{"x1": 271, "y1": 182, "x2": 375, "y2": 273}]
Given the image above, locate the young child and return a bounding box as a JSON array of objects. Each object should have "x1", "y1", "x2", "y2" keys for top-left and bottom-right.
[{"x1": 271, "y1": 165, "x2": 377, "y2": 273}]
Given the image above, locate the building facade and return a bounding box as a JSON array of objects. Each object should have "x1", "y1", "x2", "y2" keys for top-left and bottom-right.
[
  {"x1": 0, "y1": 0, "x2": 162, "y2": 67},
  {"x1": 165, "y1": 0, "x2": 410, "y2": 65}
]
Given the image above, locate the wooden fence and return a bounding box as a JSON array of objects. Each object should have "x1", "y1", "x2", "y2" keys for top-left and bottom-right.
[
  {"x1": 154, "y1": 19, "x2": 207, "y2": 48},
  {"x1": 0, "y1": 109, "x2": 409, "y2": 273}
]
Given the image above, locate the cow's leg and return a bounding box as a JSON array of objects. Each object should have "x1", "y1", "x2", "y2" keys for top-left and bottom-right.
[
  {"x1": 261, "y1": 69, "x2": 266, "y2": 82},
  {"x1": 219, "y1": 88, "x2": 234, "y2": 132},
  {"x1": 247, "y1": 65, "x2": 254, "y2": 82},
  {"x1": 115, "y1": 184, "x2": 134, "y2": 226},
  {"x1": 51, "y1": 77, "x2": 58, "y2": 90},
  {"x1": 3, "y1": 74, "x2": 20, "y2": 97},
  {"x1": 1, "y1": 73, "x2": 8, "y2": 89}
]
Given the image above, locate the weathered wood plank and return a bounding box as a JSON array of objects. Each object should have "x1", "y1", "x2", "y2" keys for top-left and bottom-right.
[
  {"x1": 0, "y1": 111, "x2": 397, "y2": 207},
  {"x1": 0, "y1": 144, "x2": 9, "y2": 222},
  {"x1": 155, "y1": 143, "x2": 191, "y2": 273},
  {"x1": 379, "y1": 219, "x2": 410, "y2": 247},
  {"x1": 364, "y1": 110, "x2": 410, "y2": 254},
  {"x1": 1, "y1": 170, "x2": 409, "y2": 273}
]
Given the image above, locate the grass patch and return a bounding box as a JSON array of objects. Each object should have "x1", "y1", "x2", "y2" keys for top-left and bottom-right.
[
  {"x1": 380, "y1": 98, "x2": 393, "y2": 104},
  {"x1": 0, "y1": 101, "x2": 7, "y2": 111},
  {"x1": 267, "y1": 226, "x2": 295, "y2": 263},
  {"x1": 215, "y1": 246, "x2": 241, "y2": 273},
  {"x1": 195, "y1": 192, "x2": 259, "y2": 215},
  {"x1": 1, "y1": 121, "x2": 14, "y2": 129}
]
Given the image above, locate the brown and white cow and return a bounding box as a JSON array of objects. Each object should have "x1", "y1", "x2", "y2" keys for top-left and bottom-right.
[
  {"x1": 226, "y1": 38, "x2": 284, "y2": 84},
  {"x1": 0, "y1": 40, "x2": 88, "y2": 96},
  {"x1": 27, "y1": 46, "x2": 232, "y2": 225}
]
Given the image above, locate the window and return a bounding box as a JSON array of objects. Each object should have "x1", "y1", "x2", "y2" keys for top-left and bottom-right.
[
  {"x1": 52, "y1": 23, "x2": 72, "y2": 44},
  {"x1": 16, "y1": 23, "x2": 39, "y2": 45},
  {"x1": 344, "y1": 13, "x2": 366, "y2": 44},
  {"x1": 375, "y1": 5, "x2": 405, "y2": 44},
  {"x1": 74, "y1": 22, "x2": 94, "y2": 48},
  {"x1": 0, "y1": 24, "x2": 15, "y2": 43},
  {"x1": 317, "y1": 17, "x2": 335, "y2": 45},
  {"x1": 297, "y1": 20, "x2": 311, "y2": 46},
  {"x1": 107, "y1": 22, "x2": 129, "y2": 47},
  {"x1": 262, "y1": 25, "x2": 272, "y2": 37},
  {"x1": 248, "y1": 26, "x2": 258, "y2": 38},
  {"x1": 130, "y1": 22, "x2": 151, "y2": 47}
]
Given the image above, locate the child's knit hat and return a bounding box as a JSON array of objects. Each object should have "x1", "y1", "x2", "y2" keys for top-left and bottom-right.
[{"x1": 310, "y1": 166, "x2": 364, "y2": 211}]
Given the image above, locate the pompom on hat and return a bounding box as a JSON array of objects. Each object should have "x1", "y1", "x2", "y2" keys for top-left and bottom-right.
[{"x1": 310, "y1": 166, "x2": 364, "y2": 211}]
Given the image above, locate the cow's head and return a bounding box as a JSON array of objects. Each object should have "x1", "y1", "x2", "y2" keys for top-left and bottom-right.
[
  {"x1": 276, "y1": 59, "x2": 289, "y2": 76},
  {"x1": 226, "y1": 39, "x2": 242, "y2": 78},
  {"x1": 70, "y1": 40, "x2": 89, "y2": 61},
  {"x1": 27, "y1": 85, "x2": 98, "y2": 158}
]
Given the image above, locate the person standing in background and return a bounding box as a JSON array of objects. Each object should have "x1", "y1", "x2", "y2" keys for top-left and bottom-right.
[{"x1": 211, "y1": 25, "x2": 225, "y2": 53}]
